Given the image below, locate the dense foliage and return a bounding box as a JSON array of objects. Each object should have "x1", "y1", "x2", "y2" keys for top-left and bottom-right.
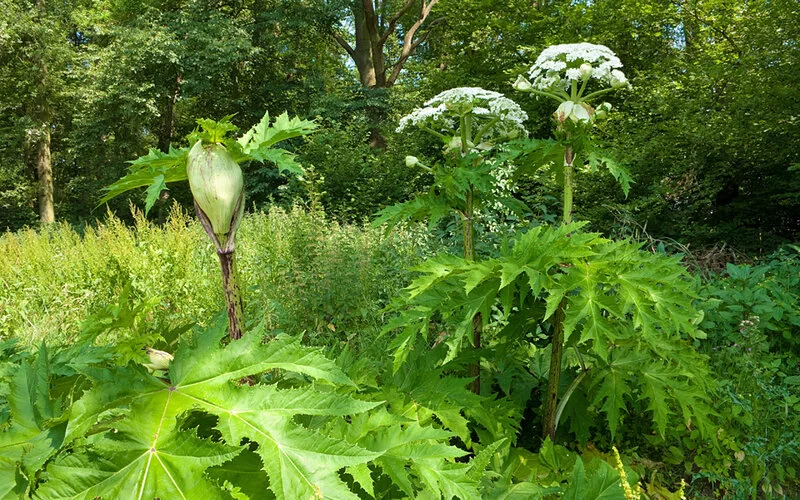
[
  {"x1": 0, "y1": 206, "x2": 430, "y2": 346},
  {"x1": 2, "y1": 0, "x2": 800, "y2": 498},
  {"x1": 2, "y1": 205, "x2": 799, "y2": 497},
  {"x1": 2, "y1": 0, "x2": 798, "y2": 252}
]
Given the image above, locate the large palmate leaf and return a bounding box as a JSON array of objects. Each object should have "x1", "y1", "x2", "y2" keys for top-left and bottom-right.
[
  {"x1": 237, "y1": 112, "x2": 317, "y2": 163},
  {"x1": 38, "y1": 432, "x2": 241, "y2": 499},
  {"x1": 587, "y1": 151, "x2": 633, "y2": 197},
  {"x1": 588, "y1": 351, "x2": 634, "y2": 439},
  {"x1": 0, "y1": 345, "x2": 67, "y2": 499},
  {"x1": 98, "y1": 146, "x2": 189, "y2": 212},
  {"x1": 562, "y1": 458, "x2": 626, "y2": 500},
  {"x1": 37, "y1": 322, "x2": 382, "y2": 499},
  {"x1": 328, "y1": 346, "x2": 519, "y2": 499}
]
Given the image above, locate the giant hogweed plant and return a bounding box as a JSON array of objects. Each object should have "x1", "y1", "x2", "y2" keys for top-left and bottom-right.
[
  {"x1": 387, "y1": 222, "x2": 715, "y2": 440},
  {"x1": 0, "y1": 326, "x2": 644, "y2": 498},
  {"x1": 100, "y1": 112, "x2": 318, "y2": 339},
  {"x1": 515, "y1": 42, "x2": 634, "y2": 439},
  {"x1": 376, "y1": 87, "x2": 529, "y2": 250},
  {"x1": 375, "y1": 87, "x2": 529, "y2": 392},
  {"x1": 0, "y1": 320, "x2": 516, "y2": 498},
  {"x1": 385, "y1": 44, "x2": 715, "y2": 442}
]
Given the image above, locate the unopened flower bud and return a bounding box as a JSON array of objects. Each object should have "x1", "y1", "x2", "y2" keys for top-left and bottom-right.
[
  {"x1": 187, "y1": 140, "x2": 244, "y2": 236},
  {"x1": 572, "y1": 102, "x2": 592, "y2": 122},
  {"x1": 555, "y1": 101, "x2": 593, "y2": 124},
  {"x1": 405, "y1": 155, "x2": 420, "y2": 167},
  {"x1": 610, "y1": 70, "x2": 628, "y2": 88},
  {"x1": 594, "y1": 102, "x2": 612, "y2": 120},
  {"x1": 143, "y1": 348, "x2": 173, "y2": 372},
  {"x1": 447, "y1": 135, "x2": 463, "y2": 151},
  {"x1": 513, "y1": 75, "x2": 533, "y2": 92},
  {"x1": 580, "y1": 63, "x2": 593, "y2": 78}
]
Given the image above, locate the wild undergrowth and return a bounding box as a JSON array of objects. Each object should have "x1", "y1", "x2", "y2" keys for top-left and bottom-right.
[
  {"x1": 681, "y1": 248, "x2": 800, "y2": 498},
  {"x1": 0, "y1": 204, "x2": 432, "y2": 355},
  {"x1": 4, "y1": 205, "x2": 799, "y2": 498}
]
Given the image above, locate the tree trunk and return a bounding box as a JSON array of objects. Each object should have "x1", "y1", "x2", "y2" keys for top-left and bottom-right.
[
  {"x1": 158, "y1": 73, "x2": 182, "y2": 153},
  {"x1": 352, "y1": 2, "x2": 387, "y2": 147},
  {"x1": 29, "y1": 0, "x2": 56, "y2": 224},
  {"x1": 35, "y1": 124, "x2": 55, "y2": 223},
  {"x1": 332, "y1": 1, "x2": 440, "y2": 148},
  {"x1": 352, "y1": 1, "x2": 382, "y2": 88}
]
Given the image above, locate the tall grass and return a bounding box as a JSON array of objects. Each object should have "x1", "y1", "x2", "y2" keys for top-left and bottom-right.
[{"x1": 0, "y1": 204, "x2": 433, "y2": 350}]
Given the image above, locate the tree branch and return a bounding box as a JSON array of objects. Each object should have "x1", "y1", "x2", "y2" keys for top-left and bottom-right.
[
  {"x1": 676, "y1": 0, "x2": 742, "y2": 56},
  {"x1": 386, "y1": 10, "x2": 443, "y2": 86},
  {"x1": 377, "y1": 0, "x2": 416, "y2": 47},
  {"x1": 331, "y1": 30, "x2": 356, "y2": 59}
]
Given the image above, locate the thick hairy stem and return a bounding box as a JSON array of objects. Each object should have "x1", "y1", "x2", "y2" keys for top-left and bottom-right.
[
  {"x1": 458, "y1": 112, "x2": 482, "y2": 394},
  {"x1": 218, "y1": 249, "x2": 244, "y2": 340},
  {"x1": 194, "y1": 195, "x2": 246, "y2": 340},
  {"x1": 463, "y1": 195, "x2": 475, "y2": 261},
  {"x1": 468, "y1": 313, "x2": 482, "y2": 394},
  {"x1": 543, "y1": 145, "x2": 576, "y2": 439},
  {"x1": 462, "y1": 189, "x2": 481, "y2": 394},
  {"x1": 562, "y1": 147, "x2": 575, "y2": 224},
  {"x1": 543, "y1": 297, "x2": 566, "y2": 440}
]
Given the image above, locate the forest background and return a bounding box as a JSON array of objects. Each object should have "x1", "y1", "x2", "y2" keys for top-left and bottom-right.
[
  {"x1": 2, "y1": 0, "x2": 800, "y2": 498},
  {"x1": 1, "y1": 0, "x2": 798, "y2": 254}
]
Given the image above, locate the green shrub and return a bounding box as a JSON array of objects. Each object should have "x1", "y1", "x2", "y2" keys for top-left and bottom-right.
[
  {"x1": 237, "y1": 205, "x2": 436, "y2": 352},
  {"x1": 0, "y1": 204, "x2": 433, "y2": 353},
  {"x1": 674, "y1": 247, "x2": 800, "y2": 498},
  {"x1": 0, "y1": 206, "x2": 217, "y2": 345},
  {"x1": 701, "y1": 247, "x2": 800, "y2": 355}
]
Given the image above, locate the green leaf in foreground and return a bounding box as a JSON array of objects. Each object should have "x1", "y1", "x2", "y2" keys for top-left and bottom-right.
[
  {"x1": 0, "y1": 345, "x2": 67, "y2": 499},
  {"x1": 98, "y1": 147, "x2": 189, "y2": 208},
  {"x1": 37, "y1": 322, "x2": 381, "y2": 499}
]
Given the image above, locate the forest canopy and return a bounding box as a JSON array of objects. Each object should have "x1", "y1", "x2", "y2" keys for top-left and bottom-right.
[{"x1": 1, "y1": 0, "x2": 798, "y2": 252}]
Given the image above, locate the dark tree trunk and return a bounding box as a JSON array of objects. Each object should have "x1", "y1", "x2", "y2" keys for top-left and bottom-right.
[
  {"x1": 158, "y1": 73, "x2": 182, "y2": 153},
  {"x1": 31, "y1": 0, "x2": 55, "y2": 223}
]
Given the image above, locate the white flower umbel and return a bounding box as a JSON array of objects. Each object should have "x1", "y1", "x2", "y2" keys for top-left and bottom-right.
[
  {"x1": 397, "y1": 87, "x2": 527, "y2": 145},
  {"x1": 515, "y1": 43, "x2": 628, "y2": 104}
]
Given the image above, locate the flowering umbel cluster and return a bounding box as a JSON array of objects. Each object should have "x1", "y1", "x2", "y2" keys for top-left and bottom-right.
[
  {"x1": 514, "y1": 43, "x2": 628, "y2": 128},
  {"x1": 518, "y1": 42, "x2": 628, "y2": 93},
  {"x1": 397, "y1": 87, "x2": 527, "y2": 143}
]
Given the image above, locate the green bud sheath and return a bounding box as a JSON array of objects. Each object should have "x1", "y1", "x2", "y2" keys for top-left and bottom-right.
[{"x1": 187, "y1": 140, "x2": 244, "y2": 236}]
